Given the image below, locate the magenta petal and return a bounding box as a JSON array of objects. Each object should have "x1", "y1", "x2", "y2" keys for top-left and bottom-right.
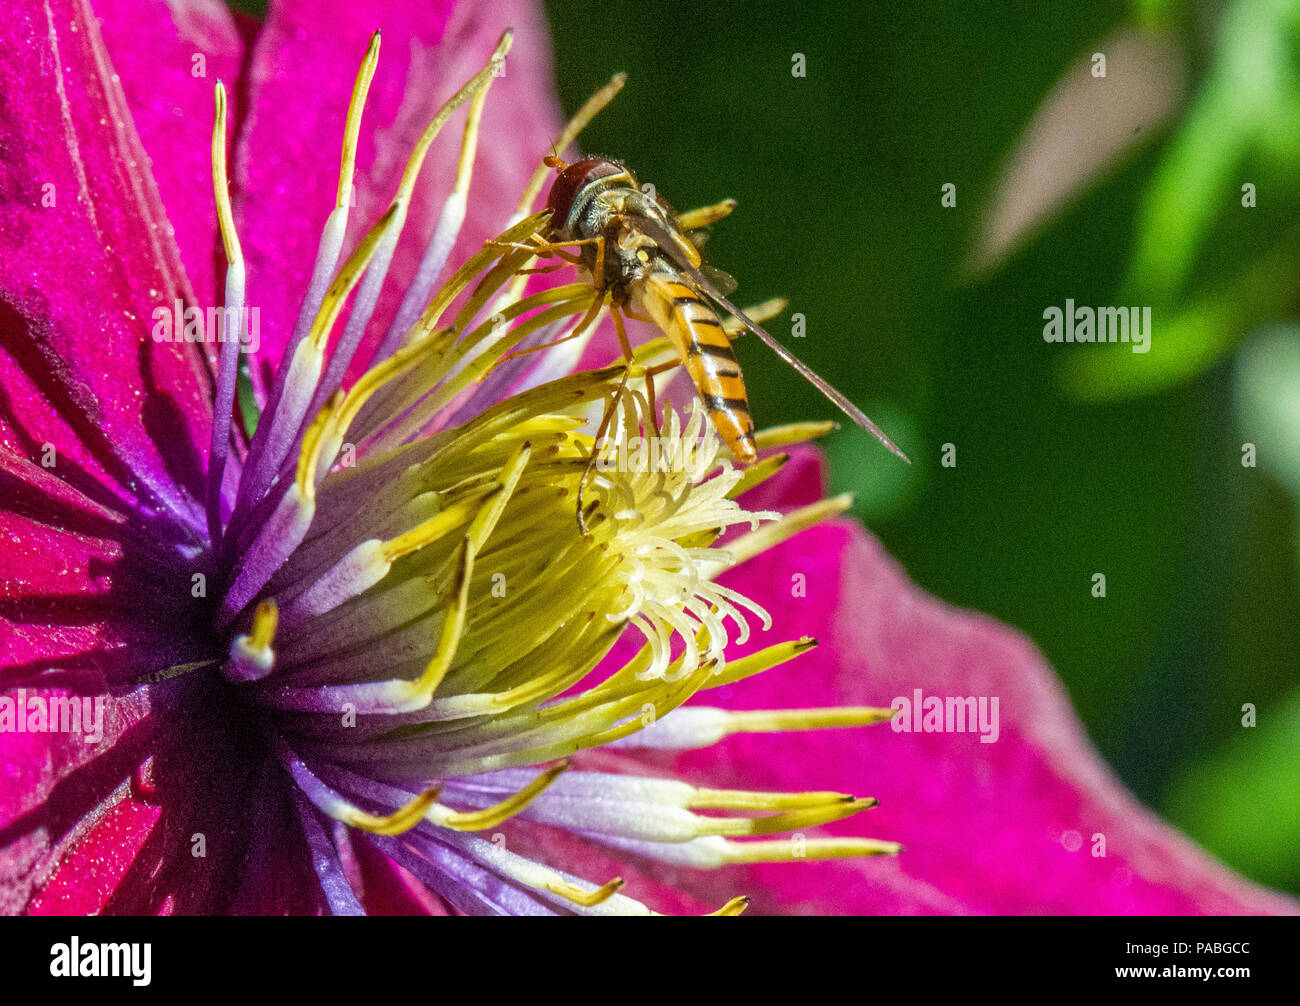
[
  {"x1": 0, "y1": 0, "x2": 213, "y2": 523},
  {"x1": 0, "y1": 688, "x2": 148, "y2": 913},
  {"x1": 668, "y1": 500, "x2": 1297, "y2": 913},
  {"x1": 26, "y1": 796, "x2": 161, "y2": 916},
  {"x1": 0, "y1": 494, "x2": 208, "y2": 680},
  {"x1": 349, "y1": 835, "x2": 449, "y2": 915},
  {"x1": 8, "y1": 675, "x2": 318, "y2": 916},
  {"x1": 741, "y1": 442, "x2": 829, "y2": 513},
  {"x1": 94, "y1": 0, "x2": 249, "y2": 316},
  {"x1": 0, "y1": 689, "x2": 147, "y2": 833},
  {"x1": 0, "y1": 0, "x2": 222, "y2": 685},
  {"x1": 234, "y1": 0, "x2": 563, "y2": 373}
]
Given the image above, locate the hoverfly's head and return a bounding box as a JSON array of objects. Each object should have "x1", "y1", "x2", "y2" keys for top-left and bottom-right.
[{"x1": 544, "y1": 156, "x2": 629, "y2": 235}]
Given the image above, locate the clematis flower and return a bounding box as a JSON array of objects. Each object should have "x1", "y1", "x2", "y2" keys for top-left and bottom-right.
[{"x1": 0, "y1": 0, "x2": 1294, "y2": 917}]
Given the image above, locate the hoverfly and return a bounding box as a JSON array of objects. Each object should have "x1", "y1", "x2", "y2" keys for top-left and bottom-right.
[{"x1": 502, "y1": 155, "x2": 907, "y2": 528}]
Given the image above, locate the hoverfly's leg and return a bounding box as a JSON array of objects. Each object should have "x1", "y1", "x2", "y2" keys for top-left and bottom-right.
[
  {"x1": 482, "y1": 290, "x2": 605, "y2": 376},
  {"x1": 486, "y1": 240, "x2": 583, "y2": 265},
  {"x1": 544, "y1": 247, "x2": 585, "y2": 265},
  {"x1": 515, "y1": 263, "x2": 568, "y2": 275},
  {"x1": 576, "y1": 363, "x2": 632, "y2": 535},
  {"x1": 640, "y1": 359, "x2": 680, "y2": 441},
  {"x1": 675, "y1": 198, "x2": 737, "y2": 231},
  {"x1": 610, "y1": 302, "x2": 636, "y2": 362},
  {"x1": 490, "y1": 236, "x2": 603, "y2": 261},
  {"x1": 592, "y1": 233, "x2": 607, "y2": 292},
  {"x1": 611, "y1": 305, "x2": 660, "y2": 439}
]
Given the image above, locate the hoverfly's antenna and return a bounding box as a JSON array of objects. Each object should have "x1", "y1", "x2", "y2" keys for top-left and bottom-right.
[{"x1": 543, "y1": 135, "x2": 567, "y2": 170}]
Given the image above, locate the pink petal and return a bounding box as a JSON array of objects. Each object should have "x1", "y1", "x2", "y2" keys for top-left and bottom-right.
[
  {"x1": 0, "y1": 0, "x2": 213, "y2": 523},
  {"x1": 0, "y1": 688, "x2": 149, "y2": 913},
  {"x1": 26, "y1": 795, "x2": 161, "y2": 916},
  {"x1": 7, "y1": 677, "x2": 325, "y2": 915},
  {"x1": 490, "y1": 813, "x2": 714, "y2": 915},
  {"x1": 0, "y1": 463, "x2": 210, "y2": 680},
  {"x1": 738, "y1": 442, "x2": 829, "y2": 513},
  {"x1": 349, "y1": 835, "x2": 450, "y2": 916},
  {"x1": 94, "y1": 0, "x2": 250, "y2": 316},
  {"x1": 666, "y1": 452, "x2": 1298, "y2": 915},
  {"x1": 234, "y1": 0, "x2": 564, "y2": 373},
  {"x1": 0, "y1": 0, "x2": 223, "y2": 682}
]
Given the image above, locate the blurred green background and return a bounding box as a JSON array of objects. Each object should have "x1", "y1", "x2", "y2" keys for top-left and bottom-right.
[{"x1": 542, "y1": 0, "x2": 1300, "y2": 893}]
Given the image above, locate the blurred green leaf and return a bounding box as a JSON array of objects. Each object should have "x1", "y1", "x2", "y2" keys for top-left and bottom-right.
[
  {"x1": 1126, "y1": 0, "x2": 1300, "y2": 304},
  {"x1": 1163, "y1": 689, "x2": 1300, "y2": 890},
  {"x1": 1235, "y1": 323, "x2": 1300, "y2": 497},
  {"x1": 1062, "y1": 234, "x2": 1300, "y2": 400},
  {"x1": 1066, "y1": 0, "x2": 1300, "y2": 402},
  {"x1": 1133, "y1": 0, "x2": 1189, "y2": 30}
]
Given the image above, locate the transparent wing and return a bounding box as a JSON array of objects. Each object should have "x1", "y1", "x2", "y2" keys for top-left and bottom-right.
[
  {"x1": 632, "y1": 216, "x2": 908, "y2": 462},
  {"x1": 699, "y1": 263, "x2": 739, "y2": 297}
]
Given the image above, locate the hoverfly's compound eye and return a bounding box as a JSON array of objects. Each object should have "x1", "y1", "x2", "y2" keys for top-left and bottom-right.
[{"x1": 545, "y1": 156, "x2": 625, "y2": 229}]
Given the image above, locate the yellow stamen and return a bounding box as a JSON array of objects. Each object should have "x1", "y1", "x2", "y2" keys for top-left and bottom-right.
[
  {"x1": 342, "y1": 786, "x2": 442, "y2": 836},
  {"x1": 307, "y1": 203, "x2": 402, "y2": 353},
  {"x1": 752, "y1": 420, "x2": 837, "y2": 450},
  {"x1": 336, "y1": 31, "x2": 382, "y2": 211},
  {"x1": 489, "y1": 72, "x2": 629, "y2": 313},
  {"x1": 545, "y1": 875, "x2": 625, "y2": 908},
  {"x1": 300, "y1": 324, "x2": 459, "y2": 489},
  {"x1": 513, "y1": 72, "x2": 627, "y2": 221},
  {"x1": 721, "y1": 296, "x2": 788, "y2": 336},
  {"x1": 727, "y1": 452, "x2": 788, "y2": 498},
  {"x1": 721, "y1": 707, "x2": 897, "y2": 733},
  {"x1": 453, "y1": 285, "x2": 596, "y2": 371},
  {"x1": 437, "y1": 759, "x2": 571, "y2": 831},
  {"x1": 720, "y1": 838, "x2": 902, "y2": 864},
  {"x1": 688, "y1": 787, "x2": 855, "y2": 811},
  {"x1": 704, "y1": 636, "x2": 819, "y2": 689},
  {"x1": 296, "y1": 389, "x2": 344, "y2": 497},
  {"x1": 381, "y1": 492, "x2": 494, "y2": 563},
  {"x1": 393, "y1": 30, "x2": 512, "y2": 204},
  {"x1": 248, "y1": 599, "x2": 278, "y2": 651},
  {"x1": 465, "y1": 442, "x2": 532, "y2": 549},
  {"x1": 675, "y1": 198, "x2": 737, "y2": 231},
  {"x1": 392, "y1": 538, "x2": 473, "y2": 706},
  {"x1": 573, "y1": 660, "x2": 719, "y2": 748},
  {"x1": 413, "y1": 213, "x2": 549, "y2": 343},
  {"x1": 708, "y1": 896, "x2": 750, "y2": 917},
  {"x1": 692, "y1": 797, "x2": 876, "y2": 837},
  {"x1": 210, "y1": 82, "x2": 242, "y2": 268},
  {"x1": 376, "y1": 441, "x2": 529, "y2": 566},
  {"x1": 719, "y1": 494, "x2": 854, "y2": 569},
  {"x1": 481, "y1": 642, "x2": 607, "y2": 713}
]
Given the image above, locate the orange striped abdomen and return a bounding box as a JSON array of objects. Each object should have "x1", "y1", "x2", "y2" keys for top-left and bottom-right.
[{"x1": 637, "y1": 272, "x2": 757, "y2": 465}]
